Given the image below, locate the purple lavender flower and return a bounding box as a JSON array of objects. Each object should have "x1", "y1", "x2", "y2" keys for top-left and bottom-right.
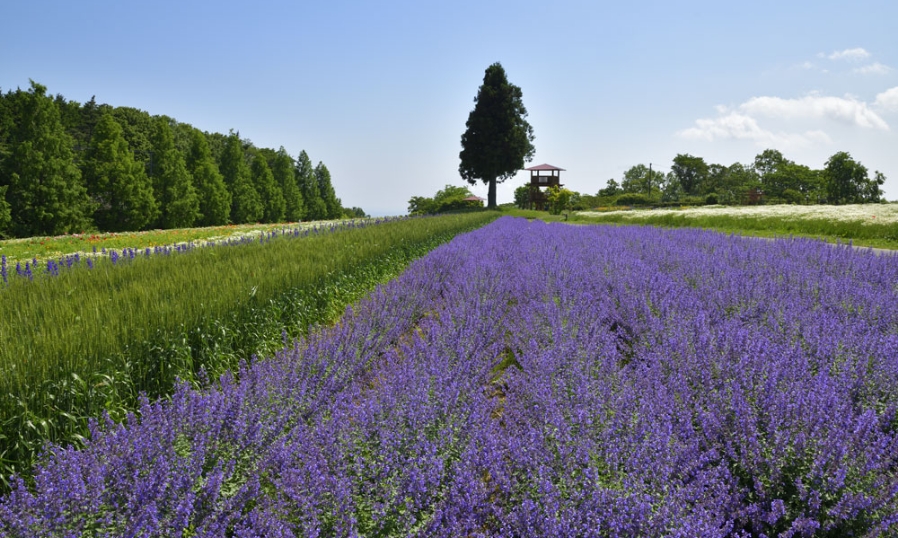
[{"x1": 2, "y1": 217, "x2": 896, "y2": 535}]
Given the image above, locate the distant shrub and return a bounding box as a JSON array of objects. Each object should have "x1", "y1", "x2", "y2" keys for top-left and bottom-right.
[
  {"x1": 704, "y1": 193, "x2": 719, "y2": 205},
  {"x1": 782, "y1": 189, "x2": 804, "y2": 204},
  {"x1": 614, "y1": 193, "x2": 652, "y2": 206}
]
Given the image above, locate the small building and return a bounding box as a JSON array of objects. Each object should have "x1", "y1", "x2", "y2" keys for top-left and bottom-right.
[{"x1": 524, "y1": 163, "x2": 565, "y2": 210}]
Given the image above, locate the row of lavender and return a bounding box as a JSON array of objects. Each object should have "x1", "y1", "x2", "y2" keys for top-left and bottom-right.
[
  {"x1": 0, "y1": 218, "x2": 395, "y2": 284},
  {"x1": 2, "y1": 217, "x2": 897, "y2": 536}
]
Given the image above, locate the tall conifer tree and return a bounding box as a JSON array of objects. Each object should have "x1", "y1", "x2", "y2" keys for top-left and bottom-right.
[
  {"x1": 221, "y1": 133, "x2": 262, "y2": 223},
  {"x1": 0, "y1": 186, "x2": 10, "y2": 237},
  {"x1": 251, "y1": 153, "x2": 286, "y2": 223},
  {"x1": 296, "y1": 150, "x2": 326, "y2": 220},
  {"x1": 149, "y1": 118, "x2": 200, "y2": 228},
  {"x1": 83, "y1": 113, "x2": 158, "y2": 231},
  {"x1": 272, "y1": 148, "x2": 303, "y2": 222},
  {"x1": 4, "y1": 81, "x2": 91, "y2": 236},
  {"x1": 186, "y1": 129, "x2": 230, "y2": 226},
  {"x1": 459, "y1": 62, "x2": 535, "y2": 209},
  {"x1": 315, "y1": 162, "x2": 341, "y2": 219}
]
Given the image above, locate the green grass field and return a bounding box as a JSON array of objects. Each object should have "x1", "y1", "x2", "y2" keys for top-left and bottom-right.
[{"x1": 0, "y1": 212, "x2": 499, "y2": 486}]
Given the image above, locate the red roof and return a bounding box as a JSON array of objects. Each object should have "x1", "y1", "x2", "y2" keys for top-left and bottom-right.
[
  {"x1": 462, "y1": 195, "x2": 485, "y2": 202},
  {"x1": 524, "y1": 163, "x2": 566, "y2": 171}
]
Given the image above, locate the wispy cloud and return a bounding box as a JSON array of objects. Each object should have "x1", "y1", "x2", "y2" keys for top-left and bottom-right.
[
  {"x1": 678, "y1": 92, "x2": 890, "y2": 149},
  {"x1": 875, "y1": 87, "x2": 898, "y2": 112},
  {"x1": 677, "y1": 112, "x2": 832, "y2": 149},
  {"x1": 825, "y1": 47, "x2": 871, "y2": 61},
  {"x1": 739, "y1": 94, "x2": 889, "y2": 130},
  {"x1": 853, "y1": 62, "x2": 892, "y2": 75}
]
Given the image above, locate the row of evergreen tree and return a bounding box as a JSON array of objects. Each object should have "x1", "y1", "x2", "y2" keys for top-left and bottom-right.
[{"x1": 0, "y1": 81, "x2": 366, "y2": 239}]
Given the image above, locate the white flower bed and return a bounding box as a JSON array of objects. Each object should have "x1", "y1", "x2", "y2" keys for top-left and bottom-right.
[{"x1": 578, "y1": 204, "x2": 898, "y2": 224}]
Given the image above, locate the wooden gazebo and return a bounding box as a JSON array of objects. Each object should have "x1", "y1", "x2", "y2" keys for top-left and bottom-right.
[{"x1": 524, "y1": 163, "x2": 565, "y2": 210}]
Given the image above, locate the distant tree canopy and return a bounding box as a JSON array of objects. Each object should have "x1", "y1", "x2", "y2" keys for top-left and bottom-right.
[
  {"x1": 518, "y1": 148, "x2": 887, "y2": 213},
  {"x1": 0, "y1": 81, "x2": 360, "y2": 238},
  {"x1": 408, "y1": 184, "x2": 482, "y2": 215},
  {"x1": 459, "y1": 62, "x2": 535, "y2": 209}
]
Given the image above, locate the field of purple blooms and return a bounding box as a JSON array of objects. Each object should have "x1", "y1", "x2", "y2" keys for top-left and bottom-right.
[{"x1": 2, "y1": 216, "x2": 897, "y2": 537}]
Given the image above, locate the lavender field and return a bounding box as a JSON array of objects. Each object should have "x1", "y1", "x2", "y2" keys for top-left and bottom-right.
[{"x1": 2, "y1": 217, "x2": 897, "y2": 537}]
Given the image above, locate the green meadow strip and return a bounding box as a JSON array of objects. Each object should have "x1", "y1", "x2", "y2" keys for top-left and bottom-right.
[
  {"x1": 0, "y1": 212, "x2": 499, "y2": 486},
  {"x1": 572, "y1": 210, "x2": 898, "y2": 249}
]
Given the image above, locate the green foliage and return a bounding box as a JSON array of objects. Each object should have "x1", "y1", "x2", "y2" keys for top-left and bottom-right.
[
  {"x1": 0, "y1": 186, "x2": 10, "y2": 236},
  {"x1": 545, "y1": 185, "x2": 575, "y2": 215},
  {"x1": 111, "y1": 106, "x2": 154, "y2": 159},
  {"x1": 408, "y1": 184, "x2": 480, "y2": 214},
  {"x1": 271, "y1": 147, "x2": 303, "y2": 221},
  {"x1": 459, "y1": 62, "x2": 535, "y2": 208},
  {"x1": 315, "y1": 162, "x2": 341, "y2": 219},
  {"x1": 4, "y1": 81, "x2": 92, "y2": 237},
  {"x1": 1, "y1": 83, "x2": 347, "y2": 235},
  {"x1": 252, "y1": 153, "x2": 286, "y2": 223},
  {"x1": 824, "y1": 151, "x2": 885, "y2": 204},
  {"x1": 598, "y1": 178, "x2": 621, "y2": 197},
  {"x1": 670, "y1": 154, "x2": 709, "y2": 196},
  {"x1": 408, "y1": 196, "x2": 436, "y2": 215},
  {"x1": 343, "y1": 206, "x2": 368, "y2": 218},
  {"x1": 297, "y1": 150, "x2": 326, "y2": 220},
  {"x1": 752, "y1": 149, "x2": 823, "y2": 202},
  {"x1": 0, "y1": 212, "x2": 499, "y2": 486},
  {"x1": 615, "y1": 192, "x2": 653, "y2": 206},
  {"x1": 621, "y1": 164, "x2": 664, "y2": 196},
  {"x1": 513, "y1": 184, "x2": 530, "y2": 209},
  {"x1": 83, "y1": 113, "x2": 159, "y2": 231},
  {"x1": 186, "y1": 129, "x2": 230, "y2": 226},
  {"x1": 150, "y1": 117, "x2": 200, "y2": 228},
  {"x1": 221, "y1": 133, "x2": 262, "y2": 224}
]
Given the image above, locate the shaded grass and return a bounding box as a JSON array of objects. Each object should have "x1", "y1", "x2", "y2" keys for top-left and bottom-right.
[{"x1": 0, "y1": 212, "x2": 499, "y2": 486}]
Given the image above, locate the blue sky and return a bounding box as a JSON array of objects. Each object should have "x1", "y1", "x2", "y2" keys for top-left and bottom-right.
[{"x1": 3, "y1": 0, "x2": 897, "y2": 215}]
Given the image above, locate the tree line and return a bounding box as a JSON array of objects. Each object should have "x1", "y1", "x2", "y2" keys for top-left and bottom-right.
[
  {"x1": 516, "y1": 149, "x2": 888, "y2": 211},
  {"x1": 0, "y1": 81, "x2": 366, "y2": 239}
]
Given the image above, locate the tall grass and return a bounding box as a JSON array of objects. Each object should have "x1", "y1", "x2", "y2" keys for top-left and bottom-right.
[
  {"x1": 573, "y1": 211, "x2": 898, "y2": 249},
  {"x1": 0, "y1": 212, "x2": 499, "y2": 485}
]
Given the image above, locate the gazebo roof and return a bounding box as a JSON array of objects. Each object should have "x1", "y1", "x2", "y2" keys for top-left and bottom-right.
[
  {"x1": 524, "y1": 163, "x2": 566, "y2": 171},
  {"x1": 462, "y1": 195, "x2": 485, "y2": 202}
]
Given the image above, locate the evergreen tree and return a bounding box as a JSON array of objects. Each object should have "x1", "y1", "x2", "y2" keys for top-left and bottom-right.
[
  {"x1": 221, "y1": 133, "x2": 262, "y2": 223},
  {"x1": 251, "y1": 152, "x2": 286, "y2": 223},
  {"x1": 3, "y1": 81, "x2": 91, "y2": 237},
  {"x1": 272, "y1": 147, "x2": 303, "y2": 221},
  {"x1": 186, "y1": 129, "x2": 230, "y2": 226},
  {"x1": 83, "y1": 113, "x2": 159, "y2": 231},
  {"x1": 0, "y1": 186, "x2": 10, "y2": 237},
  {"x1": 296, "y1": 150, "x2": 326, "y2": 220},
  {"x1": 112, "y1": 107, "x2": 154, "y2": 160},
  {"x1": 459, "y1": 62, "x2": 535, "y2": 209},
  {"x1": 149, "y1": 117, "x2": 200, "y2": 228},
  {"x1": 315, "y1": 161, "x2": 341, "y2": 219}
]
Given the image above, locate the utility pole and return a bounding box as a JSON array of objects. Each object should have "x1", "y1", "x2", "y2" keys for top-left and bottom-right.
[{"x1": 648, "y1": 162, "x2": 652, "y2": 195}]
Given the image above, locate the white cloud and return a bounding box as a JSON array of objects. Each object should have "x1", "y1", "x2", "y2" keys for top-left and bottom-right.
[
  {"x1": 854, "y1": 62, "x2": 892, "y2": 75},
  {"x1": 677, "y1": 112, "x2": 832, "y2": 148},
  {"x1": 827, "y1": 47, "x2": 871, "y2": 61},
  {"x1": 738, "y1": 94, "x2": 889, "y2": 130},
  {"x1": 875, "y1": 87, "x2": 898, "y2": 112}
]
